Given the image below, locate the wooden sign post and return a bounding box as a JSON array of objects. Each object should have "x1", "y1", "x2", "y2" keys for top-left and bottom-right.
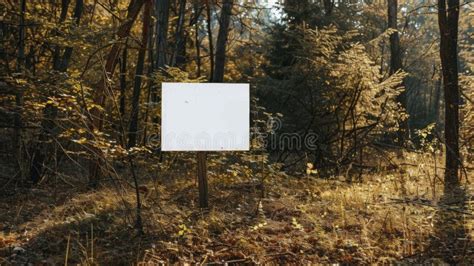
[
  {"x1": 162, "y1": 83, "x2": 249, "y2": 208},
  {"x1": 197, "y1": 151, "x2": 208, "y2": 208}
]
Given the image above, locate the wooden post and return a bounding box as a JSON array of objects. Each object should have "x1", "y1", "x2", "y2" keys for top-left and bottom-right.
[{"x1": 197, "y1": 151, "x2": 208, "y2": 208}]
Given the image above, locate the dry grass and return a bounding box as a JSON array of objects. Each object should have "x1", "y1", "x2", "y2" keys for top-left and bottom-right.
[{"x1": 0, "y1": 151, "x2": 473, "y2": 264}]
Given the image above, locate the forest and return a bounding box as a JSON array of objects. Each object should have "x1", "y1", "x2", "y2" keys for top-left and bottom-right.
[{"x1": 0, "y1": 0, "x2": 473, "y2": 264}]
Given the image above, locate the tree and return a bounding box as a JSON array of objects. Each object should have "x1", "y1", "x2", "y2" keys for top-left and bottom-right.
[
  {"x1": 388, "y1": 0, "x2": 402, "y2": 75},
  {"x1": 30, "y1": 0, "x2": 84, "y2": 183},
  {"x1": 172, "y1": 0, "x2": 187, "y2": 67},
  {"x1": 58, "y1": 0, "x2": 84, "y2": 71},
  {"x1": 212, "y1": 0, "x2": 233, "y2": 82},
  {"x1": 129, "y1": 0, "x2": 152, "y2": 234},
  {"x1": 151, "y1": 0, "x2": 170, "y2": 106},
  {"x1": 387, "y1": 0, "x2": 409, "y2": 144},
  {"x1": 197, "y1": 0, "x2": 234, "y2": 208},
  {"x1": 14, "y1": 0, "x2": 26, "y2": 180},
  {"x1": 192, "y1": 0, "x2": 203, "y2": 77},
  {"x1": 323, "y1": 0, "x2": 334, "y2": 16},
  {"x1": 128, "y1": 0, "x2": 151, "y2": 149},
  {"x1": 438, "y1": 0, "x2": 461, "y2": 194},
  {"x1": 205, "y1": 0, "x2": 214, "y2": 80},
  {"x1": 261, "y1": 1, "x2": 407, "y2": 176},
  {"x1": 119, "y1": 45, "x2": 128, "y2": 120},
  {"x1": 155, "y1": 0, "x2": 170, "y2": 69},
  {"x1": 88, "y1": 0, "x2": 145, "y2": 186},
  {"x1": 52, "y1": 0, "x2": 71, "y2": 71}
]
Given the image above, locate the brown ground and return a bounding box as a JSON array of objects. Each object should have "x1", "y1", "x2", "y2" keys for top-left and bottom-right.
[{"x1": 0, "y1": 152, "x2": 473, "y2": 264}]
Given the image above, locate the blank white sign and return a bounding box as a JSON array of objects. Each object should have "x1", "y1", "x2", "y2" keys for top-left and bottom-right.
[{"x1": 161, "y1": 83, "x2": 250, "y2": 151}]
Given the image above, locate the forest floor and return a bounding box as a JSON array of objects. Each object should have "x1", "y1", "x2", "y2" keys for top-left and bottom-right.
[{"x1": 0, "y1": 152, "x2": 473, "y2": 264}]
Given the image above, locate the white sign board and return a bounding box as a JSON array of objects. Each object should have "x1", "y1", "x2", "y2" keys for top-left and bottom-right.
[{"x1": 161, "y1": 83, "x2": 250, "y2": 151}]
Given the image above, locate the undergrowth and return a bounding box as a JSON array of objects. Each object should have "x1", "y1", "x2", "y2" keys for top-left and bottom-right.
[{"x1": 0, "y1": 151, "x2": 472, "y2": 264}]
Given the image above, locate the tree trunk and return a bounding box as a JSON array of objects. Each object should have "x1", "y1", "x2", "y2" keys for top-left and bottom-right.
[
  {"x1": 438, "y1": 0, "x2": 460, "y2": 194},
  {"x1": 59, "y1": 0, "x2": 84, "y2": 71},
  {"x1": 52, "y1": 0, "x2": 70, "y2": 70},
  {"x1": 14, "y1": 0, "x2": 26, "y2": 181},
  {"x1": 88, "y1": 0, "x2": 145, "y2": 187},
  {"x1": 193, "y1": 1, "x2": 202, "y2": 77},
  {"x1": 155, "y1": 0, "x2": 170, "y2": 69},
  {"x1": 434, "y1": 69, "x2": 442, "y2": 135},
  {"x1": 323, "y1": 0, "x2": 333, "y2": 16},
  {"x1": 128, "y1": 0, "x2": 151, "y2": 149},
  {"x1": 388, "y1": 0, "x2": 402, "y2": 75},
  {"x1": 205, "y1": 0, "x2": 214, "y2": 80},
  {"x1": 194, "y1": 0, "x2": 233, "y2": 208},
  {"x1": 172, "y1": 0, "x2": 187, "y2": 67},
  {"x1": 387, "y1": 0, "x2": 409, "y2": 144},
  {"x1": 212, "y1": 0, "x2": 233, "y2": 82},
  {"x1": 119, "y1": 45, "x2": 128, "y2": 119},
  {"x1": 142, "y1": 10, "x2": 155, "y2": 145}
]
